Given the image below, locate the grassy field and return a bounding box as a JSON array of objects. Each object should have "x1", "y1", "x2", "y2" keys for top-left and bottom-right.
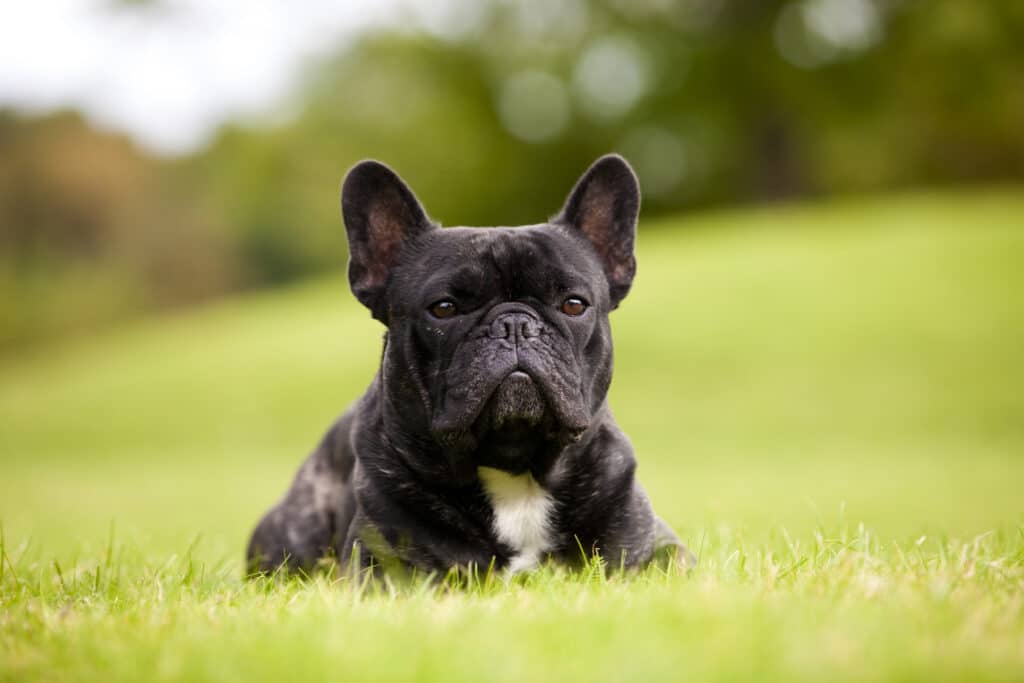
[{"x1": 2, "y1": 188, "x2": 1023, "y2": 682}]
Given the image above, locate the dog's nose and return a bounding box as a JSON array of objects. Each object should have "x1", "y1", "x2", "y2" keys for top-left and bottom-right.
[{"x1": 487, "y1": 312, "x2": 540, "y2": 342}]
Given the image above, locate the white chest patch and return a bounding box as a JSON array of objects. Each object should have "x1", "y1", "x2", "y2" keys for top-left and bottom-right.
[{"x1": 478, "y1": 467, "x2": 554, "y2": 574}]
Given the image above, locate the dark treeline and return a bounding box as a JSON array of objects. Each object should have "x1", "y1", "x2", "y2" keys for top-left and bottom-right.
[{"x1": 2, "y1": 0, "x2": 1022, "y2": 346}]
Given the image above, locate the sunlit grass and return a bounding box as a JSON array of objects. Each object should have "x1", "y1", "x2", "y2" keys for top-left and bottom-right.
[
  {"x1": 1, "y1": 187, "x2": 1023, "y2": 681},
  {"x1": 3, "y1": 523, "x2": 1023, "y2": 682}
]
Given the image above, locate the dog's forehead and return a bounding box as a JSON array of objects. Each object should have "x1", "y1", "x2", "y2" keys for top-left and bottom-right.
[
  {"x1": 390, "y1": 223, "x2": 610, "y2": 305},
  {"x1": 419, "y1": 223, "x2": 592, "y2": 268}
]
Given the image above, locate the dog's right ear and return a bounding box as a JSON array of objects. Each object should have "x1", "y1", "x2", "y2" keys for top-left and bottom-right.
[
  {"x1": 555, "y1": 154, "x2": 640, "y2": 308},
  {"x1": 341, "y1": 160, "x2": 434, "y2": 321}
]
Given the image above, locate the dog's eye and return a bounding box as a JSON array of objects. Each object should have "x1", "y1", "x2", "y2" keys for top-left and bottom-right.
[
  {"x1": 428, "y1": 300, "x2": 458, "y2": 319},
  {"x1": 561, "y1": 297, "x2": 588, "y2": 317}
]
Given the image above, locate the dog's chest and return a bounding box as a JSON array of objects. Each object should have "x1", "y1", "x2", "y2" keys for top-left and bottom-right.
[{"x1": 477, "y1": 467, "x2": 554, "y2": 574}]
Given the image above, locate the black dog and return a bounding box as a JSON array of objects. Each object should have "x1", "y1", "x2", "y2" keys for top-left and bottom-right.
[{"x1": 247, "y1": 154, "x2": 688, "y2": 576}]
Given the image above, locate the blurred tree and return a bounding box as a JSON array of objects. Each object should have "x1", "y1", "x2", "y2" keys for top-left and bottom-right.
[
  {"x1": 192, "y1": 0, "x2": 1023, "y2": 239},
  {"x1": 2, "y1": 0, "x2": 1022, "y2": 347},
  {"x1": 0, "y1": 111, "x2": 234, "y2": 346}
]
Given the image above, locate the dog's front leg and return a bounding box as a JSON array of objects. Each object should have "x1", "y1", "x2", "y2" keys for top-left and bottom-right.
[{"x1": 246, "y1": 415, "x2": 356, "y2": 575}]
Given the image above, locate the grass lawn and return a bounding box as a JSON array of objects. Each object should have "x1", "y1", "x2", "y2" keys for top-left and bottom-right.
[{"x1": 1, "y1": 187, "x2": 1023, "y2": 682}]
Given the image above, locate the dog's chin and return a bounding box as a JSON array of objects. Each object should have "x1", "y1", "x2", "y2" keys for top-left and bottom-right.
[
  {"x1": 466, "y1": 370, "x2": 585, "y2": 474},
  {"x1": 432, "y1": 371, "x2": 589, "y2": 477},
  {"x1": 486, "y1": 371, "x2": 546, "y2": 428},
  {"x1": 473, "y1": 371, "x2": 550, "y2": 473}
]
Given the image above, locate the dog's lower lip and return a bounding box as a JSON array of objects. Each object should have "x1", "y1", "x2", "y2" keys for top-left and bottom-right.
[{"x1": 508, "y1": 370, "x2": 532, "y2": 382}]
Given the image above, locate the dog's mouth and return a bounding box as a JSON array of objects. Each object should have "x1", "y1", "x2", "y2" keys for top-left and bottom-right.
[
  {"x1": 430, "y1": 358, "x2": 591, "y2": 476},
  {"x1": 483, "y1": 371, "x2": 547, "y2": 430},
  {"x1": 471, "y1": 371, "x2": 558, "y2": 473}
]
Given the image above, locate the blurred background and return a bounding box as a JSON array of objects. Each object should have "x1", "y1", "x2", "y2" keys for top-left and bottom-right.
[
  {"x1": 2, "y1": 0, "x2": 1022, "y2": 347},
  {"x1": 1, "y1": 0, "x2": 1022, "y2": 560}
]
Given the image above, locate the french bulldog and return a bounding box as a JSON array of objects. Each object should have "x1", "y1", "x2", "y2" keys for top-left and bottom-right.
[{"x1": 247, "y1": 154, "x2": 689, "y2": 577}]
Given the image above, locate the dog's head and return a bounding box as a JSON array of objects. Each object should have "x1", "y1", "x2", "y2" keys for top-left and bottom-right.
[{"x1": 341, "y1": 155, "x2": 640, "y2": 480}]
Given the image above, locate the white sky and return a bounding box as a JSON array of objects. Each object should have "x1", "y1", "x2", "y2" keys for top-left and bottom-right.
[{"x1": 0, "y1": 0, "x2": 429, "y2": 155}]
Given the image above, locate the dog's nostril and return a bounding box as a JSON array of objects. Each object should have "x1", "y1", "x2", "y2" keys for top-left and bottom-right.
[
  {"x1": 520, "y1": 319, "x2": 540, "y2": 338},
  {"x1": 488, "y1": 318, "x2": 512, "y2": 340}
]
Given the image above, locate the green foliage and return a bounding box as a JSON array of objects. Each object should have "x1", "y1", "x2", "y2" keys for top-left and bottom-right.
[
  {"x1": 1, "y1": 190, "x2": 1022, "y2": 681},
  {"x1": 3, "y1": 0, "x2": 1024, "y2": 347},
  {"x1": 0, "y1": 111, "x2": 236, "y2": 347}
]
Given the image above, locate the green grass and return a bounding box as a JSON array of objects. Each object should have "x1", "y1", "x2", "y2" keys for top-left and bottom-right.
[{"x1": 2, "y1": 187, "x2": 1023, "y2": 682}]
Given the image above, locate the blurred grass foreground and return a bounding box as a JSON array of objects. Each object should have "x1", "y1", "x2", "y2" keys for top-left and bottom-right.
[{"x1": 2, "y1": 188, "x2": 1023, "y2": 681}]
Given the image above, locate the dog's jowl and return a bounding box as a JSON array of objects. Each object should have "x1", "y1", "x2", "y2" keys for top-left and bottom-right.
[{"x1": 247, "y1": 154, "x2": 689, "y2": 576}]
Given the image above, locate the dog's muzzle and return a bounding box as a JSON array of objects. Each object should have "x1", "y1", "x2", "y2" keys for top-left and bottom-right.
[{"x1": 485, "y1": 370, "x2": 546, "y2": 428}]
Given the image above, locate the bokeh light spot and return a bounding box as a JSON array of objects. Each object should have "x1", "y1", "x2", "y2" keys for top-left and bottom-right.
[
  {"x1": 619, "y1": 126, "x2": 688, "y2": 197},
  {"x1": 805, "y1": 0, "x2": 882, "y2": 52},
  {"x1": 573, "y1": 36, "x2": 650, "y2": 122},
  {"x1": 775, "y1": 0, "x2": 882, "y2": 69},
  {"x1": 497, "y1": 70, "x2": 571, "y2": 144}
]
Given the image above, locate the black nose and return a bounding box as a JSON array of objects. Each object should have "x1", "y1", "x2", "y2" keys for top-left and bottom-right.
[{"x1": 487, "y1": 312, "x2": 540, "y2": 342}]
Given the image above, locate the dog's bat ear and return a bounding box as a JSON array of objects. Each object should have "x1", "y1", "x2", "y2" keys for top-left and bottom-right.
[
  {"x1": 341, "y1": 160, "x2": 434, "y2": 321},
  {"x1": 555, "y1": 154, "x2": 640, "y2": 307}
]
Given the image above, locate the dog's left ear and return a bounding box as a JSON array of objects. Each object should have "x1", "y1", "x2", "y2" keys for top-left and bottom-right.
[
  {"x1": 555, "y1": 154, "x2": 640, "y2": 307},
  {"x1": 341, "y1": 160, "x2": 434, "y2": 322}
]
